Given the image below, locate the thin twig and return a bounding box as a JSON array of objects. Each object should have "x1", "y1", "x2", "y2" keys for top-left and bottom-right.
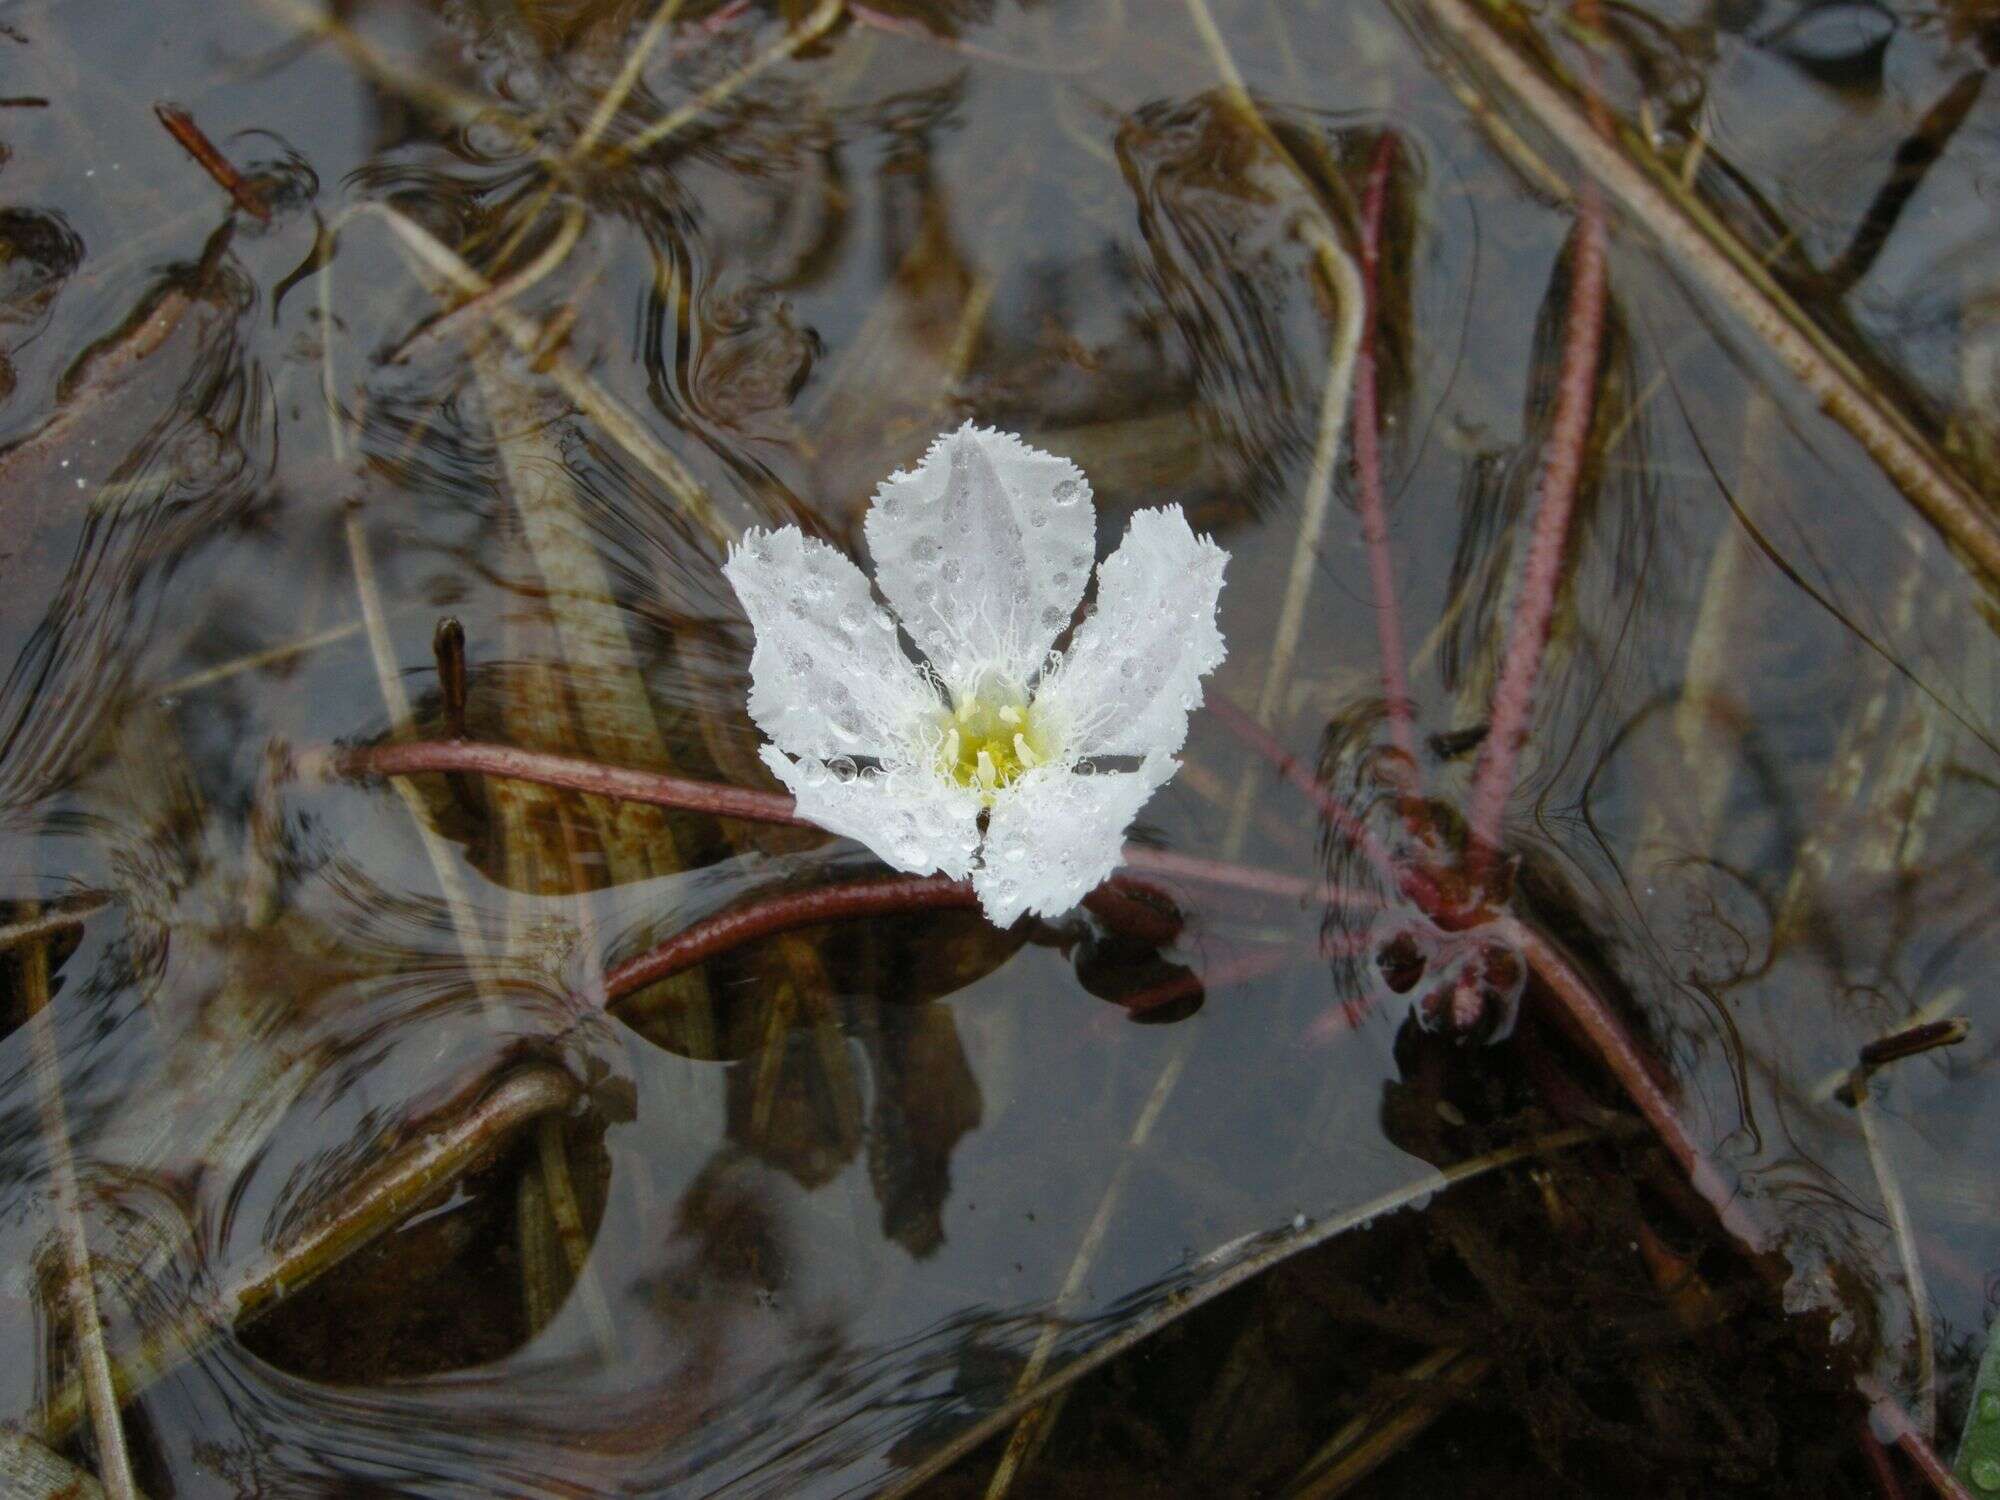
[
  {"x1": 154, "y1": 102, "x2": 269, "y2": 222},
  {"x1": 604, "y1": 0, "x2": 844, "y2": 164},
  {"x1": 572, "y1": 0, "x2": 687, "y2": 158},
  {"x1": 152, "y1": 614, "x2": 377, "y2": 697},
  {"x1": 22, "y1": 926, "x2": 137, "y2": 1500},
  {"x1": 341, "y1": 510, "x2": 499, "y2": 977},
  {"x1": 1223, "y1": 226, "x2": 1366, "y2": 854},
  {"x1": 884, "y1": 1125, "x2": 1615, "y2": 1498},
  {"x1": 1292, "y1": 1346, "x2": 1492, "y2": 1499},
  {"x1": 1854, "y1": 1087, "x2": 1936, "y2": 1438},
  {"x1": 388, "y1": 201, "x2": 587, "y2": 365},
  {"x1": 355, "y1": 202, "x2": 729, "y2": 546}
]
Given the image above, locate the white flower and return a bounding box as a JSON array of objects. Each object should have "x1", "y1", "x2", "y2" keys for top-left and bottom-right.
[{"x1": 723, "y1": 423, "x2": 1229, "y2": 925}]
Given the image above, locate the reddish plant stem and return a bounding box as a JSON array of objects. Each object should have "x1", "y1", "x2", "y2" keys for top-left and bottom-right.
[
  {"x1": 1119, "y1": 845, "x2": 1377, "y2": 910},
  {"x1": 1201, "y1": 690, "x2": 1408, "y2": 893},
  {"x1": 329, "y1": 738, "x2": 1340, "y2": 907},
  {"x1": 604, "y1": 876, "x2": 1198, "y2": 1008},
  {"x1": 1863, "y1": 1382, "x2": 1976, "y2": 1500},
  {"x1": 1861, "y1": 1426, "x2": 1910, "y2": 1500},
  {"x1": 1500, "y1": 917, "x2": 1770, "y2": 1251},
  {"x1": 1462, "y1": 179, "x2": 1609, "y2": 873},
  {"x1": 1354, "y1": 132, "x2": 1418, "y2": 774},
  {"x1": 336, "y1": 738, "x2": 806, "y2": 823},
  {"x1": 605, "y1": 876, "x2": 978, "y2": 1003}
]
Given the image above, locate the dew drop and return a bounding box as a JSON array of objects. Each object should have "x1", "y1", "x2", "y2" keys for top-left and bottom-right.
[
  {"x1": 1029, "y1": 512, "x2": 1047, "y2": 529},
  {"x1": 1973, "y1": 1457, "x2": 2000, "y2": 1493},
  {"x1": 1052, "y1": 478, "x2": 1081, "y2": 506},
  {"x1": 1041, "y1": 606, "x2": 1066, "y2": 630},
  {"x1": 1052, "y1": 571, "x2": 1069, "y2": 588},
  {"x1": 911, "y1": 538, "x2": 939, "y2": 564},
  {"x1": 828, "y1": 755, "x2": 858, "y2": 783},
  {"x1": 838, "y1": 604, "x2": 866, "y2": 633}
]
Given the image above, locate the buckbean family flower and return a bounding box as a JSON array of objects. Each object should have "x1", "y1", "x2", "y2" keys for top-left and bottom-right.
[{"x1": 723, "y1": 423, "x2": 1229, "y2": 924}]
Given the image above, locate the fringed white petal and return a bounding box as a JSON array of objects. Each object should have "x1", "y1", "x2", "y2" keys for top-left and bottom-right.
[
  {"x1": 972, "y1": 754, "x2": 1178, "y2": 925},
  {"x1": 762, "y1": 746, "x2": 983, "y2": 880},
  {"x1": 1032, "y1": 506, "x2": 1227, "y2": 759},
  {"x1": 864, "y1": 423, "x2": 1097, "y2": 699},
  {"x1": 724, "y1": 527, "x2": 943, "y2": 762}
]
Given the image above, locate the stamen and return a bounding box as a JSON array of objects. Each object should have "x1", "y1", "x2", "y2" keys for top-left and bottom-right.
[
  {"x1": 997, "y1": 704, "x2": 1022, "y2": 726},
  {"x1": 976, "y1": 749, "x2": 999, "y2": 788},
  {"x1": 956, "y1": 699, "x2": 976, "y2": 724},
  {"x1": 1014, "y1": 733, "x2": 1039, "y2": 768},
  {"x1": 944, "y1": 727, "x2": 960, "y2": 767}
]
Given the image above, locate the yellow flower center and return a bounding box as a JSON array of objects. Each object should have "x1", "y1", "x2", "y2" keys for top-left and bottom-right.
[{"x1": 936, "y1": 691, "x2": 1052, "y2": 802}]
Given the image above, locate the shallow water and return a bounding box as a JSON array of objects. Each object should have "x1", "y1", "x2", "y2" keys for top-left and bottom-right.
[{"x1": 1, "y1": 0, "x2": 1997, "y2": 1494}]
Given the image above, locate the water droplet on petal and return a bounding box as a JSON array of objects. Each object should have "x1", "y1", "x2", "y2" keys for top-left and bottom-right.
[
  {"x1": 828, "y1": 755, "x2": 857, "y2": 783},
  {"x1": 1052, "y1": 479, "x2": 1081, "y2": 505},
  {"x1": 912, "y1": 538, "x2": 939, "y2": 564},
  {"x1": 1973, "y1": 1457, "x2": 2000, "y2": 1492}
]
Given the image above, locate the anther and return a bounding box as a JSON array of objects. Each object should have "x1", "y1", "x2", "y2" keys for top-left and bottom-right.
[
  {"x1": 1014, "y1": 733, "x2": 1039, "y2": 768},
  {"x1": 976, "y1": 749, "x2": 999, "y2": 788}
]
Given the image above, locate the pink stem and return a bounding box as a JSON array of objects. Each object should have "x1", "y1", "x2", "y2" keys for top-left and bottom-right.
[
  {"x1": 1120, "y1": 845, "x2": 1379, "y2": 911},
  {"x1": 1501, "y1": 918, "x2": 1771, "y2": 1253},
  {"x1": 330, "y1": 738, "x2": 1332, "y2": 908},
  {"x1": 1354, "y1": 133, "x2": 1418, "y2": 772},
  {"x1": 338, "y1": 739, "x2": 804, "y2": 824},
  {"x1": 1201, "y1": 690, "x2": 1408, "y2": 893},
  {"x1": 1862, "y1": 1383, "x2": 1976, "y2": 1500},
  {"x1": 604, "y1": 875, "x2": 978, "y2": 1003},
  {"x1": 1462, "y1": 178, "x2": 1609, "y2": 870},
  {"x1": 1861, "y1": 1426, "x2": 1910, "y2": 1500}
]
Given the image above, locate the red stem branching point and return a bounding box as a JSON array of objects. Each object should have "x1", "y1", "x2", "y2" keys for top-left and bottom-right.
[
  {"x1": 1463, "y1": 178, "x2": 1609, "y2": 872},
  {"x1": 1354, "y1": 132, "x2": 1419, "y2": 774}
]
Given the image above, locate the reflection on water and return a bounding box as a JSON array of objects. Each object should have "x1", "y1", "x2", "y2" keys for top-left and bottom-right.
[{"x1": 0, "y1": 0, "x2": 1997, "y2": 1493}]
